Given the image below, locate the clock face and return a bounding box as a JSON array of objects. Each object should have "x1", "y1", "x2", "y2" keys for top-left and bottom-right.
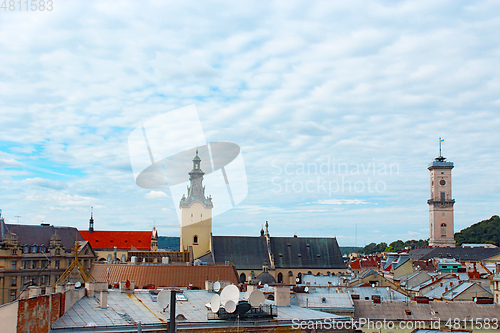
[{"x1": 439, "y1": 179, "x2": 446, "y2": 186}]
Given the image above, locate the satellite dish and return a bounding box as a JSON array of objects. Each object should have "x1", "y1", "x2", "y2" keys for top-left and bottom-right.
[
  {"x1": 263, "y1": 284, "x2": 268, "y2": 288},
  {"x1": 75, "y1": 281, "x2": 82, "y2": 288},
  {"x1": 248, "y1": 289, "x2": 265, "y2": 307},
  {"x1": 220, "y1": 285, "x2": 240, "y2": 306},
  {"x1": 242, "y1": 291, "x2": 249, "y2": 300},
  {"x1": 225, "y1": 300, "x2": 237, "y2": 313},
  {"x1": 210, "y1": 294, "x2": 220, "y2": 313},
  {"x1": 304, "y1": 286, "x2": 309, "y2": 293},
  {"x1": 158, "y1": 290, "x2": 171, "y2": 312},
  {"x1": 234, "y1": 301, "x2": 252, "y2": 316},
  {"x1": 214, "y1": 281, "x2": 221, "y2": 293}
]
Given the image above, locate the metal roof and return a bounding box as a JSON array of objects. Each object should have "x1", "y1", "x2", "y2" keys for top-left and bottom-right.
[
  {"x1": 295, "y1": 292, "x2": 353, "y2": 310},
  {"x1": 52, "y1": 289, "x2": 349, "y2": 332},
  {"x1": 354, "y1": 300, "x2": 500, "y2": 321},
  {"x1": 409, "y1": 247, "x2": 500, "y2": 261}
]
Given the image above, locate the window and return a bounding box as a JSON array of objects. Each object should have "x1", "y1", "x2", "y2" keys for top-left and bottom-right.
[
  {"x1": 11, "y1": 248, "x2": 17, "y2": 255},
  {"x1": 55, "y1": 260, "x2": 60, "y2": 269},
  {"x1": 55, "y1": 248, "x2": 60, "y2": 255},
  {"x1": 41, "y1": 275, "x2": 47, "y2": 284},
  {"x1": 277, "y1": 272, "x2": 283, "y2": 283},
  {"x1": 23, "y1": 261, "x2": 29, "y2": 269},
  {"x1": 240, "y1": 273, "x2": 246, "y2": 283},
  {"x1": 11, "y1": 276, "x2": 17, "y2": 287},
  {"x1": 9, "y1": 290, "x2": 16, "y2": 302},
  {"x1": 193, "y1": 235, "x2": 198, "y2": 244},
  {"x1": 11, "y1": 261, "x2": 17, "y2": 269},
  {"x1": 22, "y1": 245, "x2": 29, "y2": 254},
  {"x1": 32, "y1": 261, "x2": 38, "y2": 269},
  {"x1": 440, "y1": 192, "x2": 446, "y2": 201},
  {"x1": 31, "y1": 245, "x2": 38, "y2": 253},
  {"x1": 441, "y1": 223, "x2": 447, "y2": 237}
]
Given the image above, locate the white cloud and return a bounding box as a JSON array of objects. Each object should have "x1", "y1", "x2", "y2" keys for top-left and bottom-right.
[
  {"x1": 317, "y1": 199, "x2": 369, "y2": 205},
  {"x1": 145, "y1": 191, "x2": 169, "y2": 199},
  {"x1": 0, "y1": 0, "x2": 499, "y2": 242}
]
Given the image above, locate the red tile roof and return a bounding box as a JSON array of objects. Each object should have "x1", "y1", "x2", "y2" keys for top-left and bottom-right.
[
  {"x1": 80, "y1": 231, "x2": 152, "y2": 250},
  {"x1": 91, "y1": 264, "x2": 240, "y2": 289}
]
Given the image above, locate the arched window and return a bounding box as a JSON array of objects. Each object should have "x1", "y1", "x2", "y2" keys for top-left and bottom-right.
[
  {"x1": 296, "y1": 272, "x2": 302, "y2": 284},
  {"x1": 240, "y1": 273, "x2": 246, "y2": 283},
  {"x1": 193, "y1": 235, "x2": 198, "y2": 244},
  {"x1": 441, "y1": 223, "x2": 447, "y2": 237},
  {"x1": 288, "y1": 271, "x2": 293, "y2": 277},
  {"x1": 278, "y1": 272, "x2": 283, "y2": 283}
]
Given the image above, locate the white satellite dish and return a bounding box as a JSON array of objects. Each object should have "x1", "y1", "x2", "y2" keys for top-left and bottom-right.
[
  {"x1": 158, "y1": 290, "x2": 171, "y2": 312},
  {"x1": 220, "y1": 285, "x2": 240, "y2": 307},
  {"x1": 210, "y1": 294, "x2": 220, "y2": 313},
  {"x1": 263, "y1": 284, "x2": 268, "y2": 288},
  {"x1": 304, "y1": 286, "x2": 309, "y2": 293},
  {"x1": 242, "y1": 291, "x2": 249, "y2": 300},
  {"x1": 248, "y1": 289, "x2": 265, "y2": 307},
  {"x1": 214, "y1": 281, "x2": 221, "y2": 293},
  {"x1": 224, "y1": 300, "x2": 237, "y2": 313},
  {"x1": 75, "y1": 281, "x2": 81, "y2": 288}
]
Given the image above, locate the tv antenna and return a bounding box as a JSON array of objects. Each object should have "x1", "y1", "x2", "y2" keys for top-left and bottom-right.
[{"x1": 15, "y1": 216, "x2": 21, "y2": 223}]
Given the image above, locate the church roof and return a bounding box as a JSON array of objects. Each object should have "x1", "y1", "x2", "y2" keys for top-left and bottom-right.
[
  {"x1": 80, "y1": 230, "x2": 152, "y2": 250},
  {"x1": 4, "y1": 224, "x2": 83, "y2": 252},
  {"x1": 211, "y1": 235, "x2": 345, "y2": 270},
  {"x1": 212, "y1": 235, "x2": 269, "y2": 269},
  {"x1": 271, "y1": 236, "x2": 345, "y2": 269}
]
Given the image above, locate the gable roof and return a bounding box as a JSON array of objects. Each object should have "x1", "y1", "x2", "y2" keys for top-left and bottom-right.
[
  {"x1": 5, "y1": 224, "x2": 83, "y2": 252},
  {"x1": 80, "y1": 230, "x2": 152, "y2": 250},
  {"x1": 90, "y1": 263, "x2": 239, "y2": 289},
  {"x1": 409, "y1": 247, "x2": 500, "y2": 261}
]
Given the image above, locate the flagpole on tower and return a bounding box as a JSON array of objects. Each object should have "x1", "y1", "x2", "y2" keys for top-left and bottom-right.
[{"x1": 439, "y1": 137, "x2": 442, "y2": 157}]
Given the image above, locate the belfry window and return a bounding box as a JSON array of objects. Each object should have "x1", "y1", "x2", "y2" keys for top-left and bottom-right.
[
  {"x1": 441, "y1": 223, "x2": 447, "y2": 237},
  {"x1": 193, "y1": 235, "x2": 198, "y2": 244}
]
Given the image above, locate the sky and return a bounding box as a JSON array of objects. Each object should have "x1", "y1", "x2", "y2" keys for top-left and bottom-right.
[{"x1": 1, "y1": 1, "x2": 500, "y2": 247}]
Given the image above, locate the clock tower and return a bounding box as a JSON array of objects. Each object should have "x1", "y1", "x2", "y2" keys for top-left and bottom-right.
[
  {"x1": 180, "y1": 150, "x2": 213, "y2": 259},
  {"x1": 428, "y1": 139, "x2": 455, "y2": 247}
]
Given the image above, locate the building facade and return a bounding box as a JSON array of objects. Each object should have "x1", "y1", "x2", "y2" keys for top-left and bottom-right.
[
  {"x1": 428, "y1": 149, "x2": 455, "y2": 247},
  {"x1": 0, "y1": 211, "x2": 96, "y2": 304}
]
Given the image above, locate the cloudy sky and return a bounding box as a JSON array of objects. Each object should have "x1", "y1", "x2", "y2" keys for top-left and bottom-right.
[{"x1": 1, "y1": 1, "x2": 500, "y2": 247}]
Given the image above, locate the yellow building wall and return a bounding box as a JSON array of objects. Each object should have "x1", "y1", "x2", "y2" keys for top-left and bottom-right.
[{"x1": 180, "y1": 201, "x2": 212, "y2": 259}]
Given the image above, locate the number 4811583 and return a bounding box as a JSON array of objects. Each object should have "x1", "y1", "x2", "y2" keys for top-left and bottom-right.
[{"x1": 1, "y1": 0, "x2": 54, "y2": 11}]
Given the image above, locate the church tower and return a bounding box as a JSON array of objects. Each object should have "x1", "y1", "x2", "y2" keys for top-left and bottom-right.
[
  {"x1": 180, "y1": 150, "x2": 213, "y2": 259},
  {"x1": 428, "y1": 139, "x2": 455, "y2": 247}
]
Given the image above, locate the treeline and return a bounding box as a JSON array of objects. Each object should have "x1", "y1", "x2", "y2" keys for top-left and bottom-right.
[
  {"x1": 455, "y1": 215, "x2": 500, "y2": 246},
  {"x1": 360, "y1": 239, "x2": 428, "y2": 255}
]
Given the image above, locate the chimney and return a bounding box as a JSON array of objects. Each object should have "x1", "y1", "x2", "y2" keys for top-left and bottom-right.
[
  {"x1": 99, "y1": 291, "x2": 108, "y2": 308},
  {"x1": 274, "y1": 286, "x2": 291, "y2": 307},
  {"x1": 372, "y1": 295, "x2": 381, "y2": 304},
  {"x1": 440, "y1": 283, "x2": 443, "y2": 287}
]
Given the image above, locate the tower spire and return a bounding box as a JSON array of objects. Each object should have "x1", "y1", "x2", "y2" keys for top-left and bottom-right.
[{"x1": 89, "y1": 207, "x2": 94, "y2": 233}]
